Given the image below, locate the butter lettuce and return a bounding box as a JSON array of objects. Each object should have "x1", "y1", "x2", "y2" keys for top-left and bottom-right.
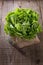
[{"x1": 4, "y1": 8, "x2": 42, "y2": 39}]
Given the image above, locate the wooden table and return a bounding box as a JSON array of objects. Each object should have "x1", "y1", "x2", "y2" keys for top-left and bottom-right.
[{"x1": 0, "y1": 0, "x2": 43, "y2": 65}]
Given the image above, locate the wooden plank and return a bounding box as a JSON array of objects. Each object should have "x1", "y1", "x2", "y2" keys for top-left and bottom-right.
[
  {"x1": 0, "y1": 1, "x2": 2, "y2": 20},
  {"x1": 7, "y1": 0, "x2": 14, "y2": 12},
  {"x1": 4, "y1": 0, "x2": 14, "y2": 40},
  {"x1": 29, "y1": 1, "x2": 43, "y2": 65},
  {"x1": 39, "y1": 0, "x2": 43, "y2": 27},
  {"x1": 0, "y1": 20, "x2": 1, "y2": 36},
  {"x1": 1, "y1": 0, "x2": 8, "y2": 38},
  {"x1": 0, "y1": 1, "x2": 2, "y2": 36},
  {"x1": 38, "y1": 0, "x2": 43, "y2": 65},
  {"x1": 14, "y1": 1, "x2": 20, "y2": 9},
  {"x1": 1, "y1": 1, "x2": 14, "y2": 65},
  {"x1": 0, "y1": 1, "x2": 11, "y2": 65}
]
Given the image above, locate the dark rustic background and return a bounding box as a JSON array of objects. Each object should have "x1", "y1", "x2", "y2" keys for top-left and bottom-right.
[{"x1": 0, "y1": 0, "x2": 43, "y2": 65}]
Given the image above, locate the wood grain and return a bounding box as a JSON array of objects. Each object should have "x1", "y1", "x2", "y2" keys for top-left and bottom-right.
[
  {"x1": 0, "y1": 0, "x2": 43, "y2": 65},
  {"x1": 0, "y1": 1, "x2": 2, "y2": 35},
  {"x1": 38, "y1": 1, "x2": 43, "y2": 65}
]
